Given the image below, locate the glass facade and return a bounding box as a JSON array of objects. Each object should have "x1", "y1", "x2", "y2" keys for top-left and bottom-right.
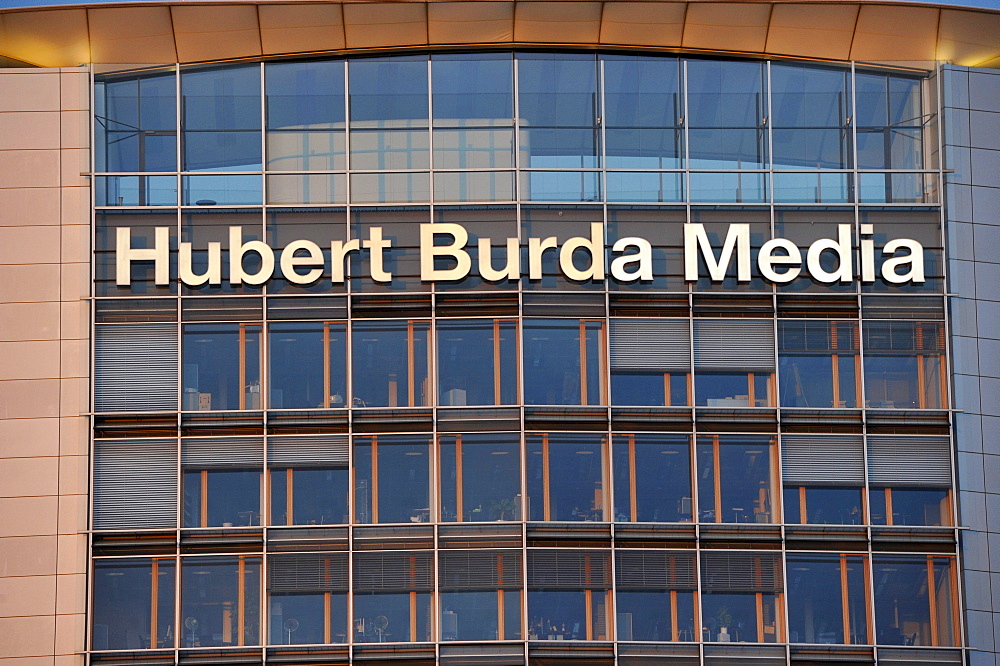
[{"x1": 90, "y1": 52, "x2": 959, "y2": 665}]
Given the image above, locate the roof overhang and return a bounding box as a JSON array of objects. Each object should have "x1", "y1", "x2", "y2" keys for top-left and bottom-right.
[{"x1": 0, "y1": 0, "x2": 998, "y2": 71}]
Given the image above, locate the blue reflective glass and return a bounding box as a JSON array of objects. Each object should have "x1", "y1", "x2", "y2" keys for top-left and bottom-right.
[
  {"x1": 689, "y1": 171, "x2": 767, "y2": 203},
  {"x1": 606, "y1": 171, "x2": 683, "y2": 203},
  {"x1": 97, "y1": 73, "x2": 177, "y2": 172},
  {"x1": 183, "y1": 66, "x2": 261, "y2": 171},
  {"x1": 266, "y1": 60, "x2": 345, "y2": 129},
  {"x1": 92, "y1": 559, "x2": 176, "y2": 650},
  {"x1": 688, "y1": 128, "x2": 766, "y2": 169},
  {"x1": 432, "y1": 53, "x2": 513, "y2": 124},
  {"x1": 96, "y1": 175, "x2": 177, "y2": 206},
  {"x1": 603, "y1": 55, "x2": 681, "y2": 128},
  {"x1": 770, "y1": 65, "x2": 849, "y2": 128},
  {"x1": 183, "y1": 175, "x2": 262, "y2": 206},
  {"x1": 772, "y1": 171, "x2": 851, "y2": 203},
  {"x1": 517, "y1": 53, "x2": 597, "y2": 127},
  {"x1": 686, "y1": 59, "x2": 764, "y2": 128},
  {"x1": 521, "y1": 171, "x2": 601, "y2": 202},
  {"x1": 605, "y1": 128, "x2": 682, "y2": 169},
  {"x1": 183, "y1": 65, "x2": 260, "y2": 130},
  {"x1": 349, "y1": 56, "x2": 428, "y2": 125}
]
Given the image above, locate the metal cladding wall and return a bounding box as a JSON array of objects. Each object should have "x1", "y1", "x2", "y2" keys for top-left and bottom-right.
[{"x1": 944, "y1": 63, "x2": 1000, "y2": 666}]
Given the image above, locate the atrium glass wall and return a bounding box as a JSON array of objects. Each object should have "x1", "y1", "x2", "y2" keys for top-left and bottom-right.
[{"x1": 90, "y1": 51, "x2": 958, "y2": 664}]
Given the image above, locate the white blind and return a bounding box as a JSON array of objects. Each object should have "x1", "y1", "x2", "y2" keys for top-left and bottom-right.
[
  {"x1": 868, "y1": 437, "x2": 952, "y2": 486},
  {"x1": 695, "y1": 320, "x2": 775, "y2": 371},
  {"x1": 95, "y1": 324, "x2": 177, "y2": 412},
  {"x1": 94, "y1": 439, "x2": 177, "y2": 529},
  {"x1": 781, "y1": 436, "x2": 865, "y2": 485},
  {"x1": 610, "y1": 319, "x2": 690, "y2": 371},
  {"x1": 182, "y1": 437, "x2": 263, "y2": 468},
  {"x1": 268, "y1": 436, "x2": 349, "y2": 466}
]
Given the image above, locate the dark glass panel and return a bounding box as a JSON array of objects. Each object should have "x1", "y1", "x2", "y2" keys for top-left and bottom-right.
[
  {"x1": 353, "y1": 592, "x2": 432, "y2": 642},
  {"x1": 701, "y1": 592, "x2": 781, "y2": 643},
  {"x1": 778, "y1": 320, "x2": 859, "y2": 408},
  {"x1": 182, "y1": 65, "x2": 261, "y2": 171},
  {"x1": 612, "y1": 434, "x2": 692, "y2": 523},
  {"x1": 523, "y1": 319, "x2": 605, "y2": 405},
  {"x1": 269, "y1": 592, "x2": 348, "y2": 645},
  {"x1": 783, "y1": 486, "x2": 864, "y2": 525},
  {"x1": 526, "y1": 433, "x2": 607, "y2": 522},
  {"x1": 439, "y1": 433, "x2": 521, "y2": 522},
  {"x1": 870, "y1": 487, "x2": 951, "y2": 527},
  {"x1": 353, "y1": 435, "x2": 431, "y2": 524},
  {"x1": 351, "y1": 320, "x2": 431, "y2": 407},
  {"x1": 180, "y1": 556, "x2": 261, "y2": 647},
  {"x1": 92, "y1": 559, "x2": 176, "y2": 650},
  {"x1": 269, "y1": 321, "x2": 346, "y2": 409},
  {"x1": 786, "y1": 554, "x2": 869, "y2": 645},
  {"x1": 863, "y1": 321, "x2": 946, "y2": 409},
  {"x1": 271, "y1": 467, "x2": 349, "y2": 526},
  {"x1": 437, "y1": 319, "x2": 518, "y2": 406},
  {"x1": 95, "y1": 211, "x2": 177, "y2": 297},
  {"x1": 696, "y1": 436, "x2": 776, "y2": 524},
  {"x1": 872, "y1": 555, "x2": 956, "y2": 646},
  {"x1": 182, "y1": 323, "x2": 261, "y2": 411},
  {"x1": 183, "y1": 468, "x2": 261, "y2": 528},
  {"x1": 517, "y1": 53, "x2": 597, "y2": 128}
]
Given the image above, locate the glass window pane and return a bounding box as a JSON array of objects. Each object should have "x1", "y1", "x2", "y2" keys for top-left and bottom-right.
[
  {"x1": 697, "y1": 435, "x2": 775, "y2": 524},
  {"x1": 269, "y1": 322, "x2": 346, "y2": 409},
  {"x1": 183, "y1": 174, "x2": 262, "y2": 205},
  {"x1": 183, "y1": 323, "x2": 261, "y2": 410},
  {"x1": 352, "y1": 320, "x2": 431, "y2": 407},
  {"x1": 786, "y1": 554, "x2": 869, "y2": 644},
  {"x1": 93, "y1": 559, "x2": 175, "y2": 650},
  {"x1": 521, "y1": 170, "x2": 601, "y2": 203},
  {"x1": 613, "y1": 434, "x2": 692, "y2": 522},
  {"x1": 266, "y1": 60, "x2": 345, "y2": 129},
  {"x1": 517, "y1": 53, "x2": 597, "y2": 128},
  {"x1": 437, "y1": 319, "x2": 518, "y2": 406},
  {"x1": 96, "y1": 72, "x2": 177, "y2": 172},
  {"x1": 182, "y1": 65, "x2": 261, "y2": 171},
  {"x1": 353, "y1": 435, "x2": 431, "y2": 524},
  {"x1": 686, "y1": 59, "x2": 764, "y2": 128},
  {"x1": 778, "y1": 321, "x2": 859, "y2": 408},
  {"x1": 349, "y1": 56, "x2": 428, "y2": 126},
  {"x1": 863, "y1": 321, "x2": 946, "y2": 409},
  {"x1": 604, "y1": 55, "x2": 681, "y2": 128},
  {"x1": 439, "y1": 433, "x2": 522, "y2": 522},
  {"x1": 606, "y1": 128, "x2": 682, "y2": 169},
  {"x1": 872, "y1": 555, "x2": 956, "y2": 646},
  {"x1": 688, "y1": 129, "x2": 766, "y2": 170},
  {"x1": 96, "y1": 175, "x2": 177, "y2": 207},
  {"x1": 526, "y1": 433, "x2": 607, "y2": 522},
  {"x1": 523, "y1": 319, "x2": 605, "y2": 406},
  {"x1": 432, "y1": 53, "x2": 513, "y2": 125},
  {"x1": 181, "y1": 556, "x2": 261, "y2": 647},
  {"x1": 270, "y1": 591, "x2": 348, "y2": 644},
  {"x1": 770, "y1": 64, "x2": 849, "y2": 128},
  {"x1": 434, "y1": 170, "x2": 515, "y2": 203}
]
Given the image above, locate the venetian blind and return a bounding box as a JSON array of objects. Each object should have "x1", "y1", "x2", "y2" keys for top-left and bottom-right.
[
  {"x1": 95, "y1": 324, "x2": 178, "y2": 412},
  {"x1": 353, "y1": 551, "x2": 434, "y2": 591},
  {"x1": 438, "y1": 550, "x2": 522, "y2": 590},
  {"x1": 615, "y1": 550, "x2": 697, "y2": 589},
  {"x1": 527, "y1": 550, "x2": 611, "y2": 588},
  {"x1": 781, "y1": 436, "x2": 865, "y2": 485},
  {"x1": 268, "y1": 436, "x2": 349, "y2": 466},
  {"x1": 694, "y1": 320, "x2": 775, "y2": 371},
  {"x1": 868, "y1": 437, "x2": 952, "y2": 486},
  {"x1": 182, "y1": 437, "x2": 264, "y2": 468},
  {"x1": 269, "y1": 553, "x2": 349, "y2": 592},
  {"x1": 610, "y1": 319, "x2": 690, "y2": 371},
  {"x1": 94, "y1": 439, "x2": 177, "y2": 529},
  {"x1": 700, "y1": 551, "x2": 783, "y2": 592}
]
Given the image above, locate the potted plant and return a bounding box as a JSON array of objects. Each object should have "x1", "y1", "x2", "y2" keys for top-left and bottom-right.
[{"x1": 716, "y1": 607, "x2": 733, "y2": 642}]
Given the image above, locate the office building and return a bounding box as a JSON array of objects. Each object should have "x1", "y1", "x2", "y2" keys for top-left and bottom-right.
[{"x1": 0, "y1": 1, "x2": 999, "y2": 664}]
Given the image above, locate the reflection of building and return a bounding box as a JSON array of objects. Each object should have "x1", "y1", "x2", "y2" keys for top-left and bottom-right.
[{"x1": 1, "y1": 1, "x2": 1000, "y2": 664}]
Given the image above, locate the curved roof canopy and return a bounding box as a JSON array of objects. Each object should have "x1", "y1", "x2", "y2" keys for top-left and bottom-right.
[{"x1": 0, "y1": 0, "x2": 998, "y2": 70}]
